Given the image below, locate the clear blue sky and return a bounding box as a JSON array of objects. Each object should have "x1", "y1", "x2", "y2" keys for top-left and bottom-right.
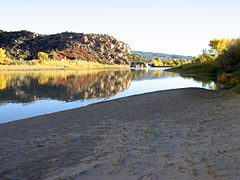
[{"x1": 1, "y1": 0, "x2": 239, "y2": 56}]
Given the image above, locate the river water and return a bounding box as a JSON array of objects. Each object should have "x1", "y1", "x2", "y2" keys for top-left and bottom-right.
[{"x1": 0, "y1": 67, "x2": 216, "y2": 123}]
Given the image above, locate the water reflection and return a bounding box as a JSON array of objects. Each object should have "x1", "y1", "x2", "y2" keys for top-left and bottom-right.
[
  {"x1": 0, "y1": 69, "x2": 148, "y2": 103},
  {"x1": 0, "y1": 68, "x2": 217, "y2": 123},
  {"x1": 179, "y1": 73, "x2": 217, "y2": 90},
  {"x1": 0, "y1": 69, "x2": 216, "y2": 104}
]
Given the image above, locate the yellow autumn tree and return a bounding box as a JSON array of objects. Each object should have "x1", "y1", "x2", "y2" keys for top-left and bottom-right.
[
  {"x1": 209, "y1": 39, "x2": 233, "y2": 56},
  {"x1": 0, "y1": 48, "x2": 7, "y2": 64},
  {"x1": 151, "y1": 57, "x2": 164, "y2": 67},
  {"x1": 181, "y1": 59, "x2": 187, "y2": 64},
  {"x1": 37, "y1": 52, "x2": 49, "y2": 60},
  {"x1": 0, "y1": 48, "x2": 11, "y2": 65},
  {"x1": 0, "y1": 48, "x2": 6, "y2": 59}
]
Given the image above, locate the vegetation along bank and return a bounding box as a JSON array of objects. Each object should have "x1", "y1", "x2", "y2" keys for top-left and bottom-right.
[{"x1": 168, "y1": 38, "x2": 240, "y2": 92}]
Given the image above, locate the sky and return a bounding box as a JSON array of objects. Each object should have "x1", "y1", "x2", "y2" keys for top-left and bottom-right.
[{"x1": 1, "y1": 0, "x2": 240, "y2": 56}]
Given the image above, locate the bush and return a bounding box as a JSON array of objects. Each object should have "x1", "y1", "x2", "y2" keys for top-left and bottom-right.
[
  {"x1": 171, "y1": 61, "x2": 218, "y2": 75},
  {"x1": 17, "y1": 59, "x2": 27, "y2": 65},
  {"x1": 0, "y1": 48, "x2": 6, "y2": 59},
  {"x1": 205, "y1": 66, "x2": 218, "y2": 74},
  {"x1": 217, "y1": 73, "x2": 230, "y2": 84},
  {"x1": 37, "y1": 52, "x2": 49, "y2": 61},
  {"x1": 0, "y1": 48, "x2": 13, "y2": 65}
]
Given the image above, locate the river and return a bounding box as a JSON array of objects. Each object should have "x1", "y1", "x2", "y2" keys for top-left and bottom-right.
[{"x1": 0, "y1": 67, "x2": 216, "y2": 123}]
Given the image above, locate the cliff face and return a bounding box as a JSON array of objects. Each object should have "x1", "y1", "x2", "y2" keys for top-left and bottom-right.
[{"x1": 0, "y1": 30, "x2": 146, "y2": 65}]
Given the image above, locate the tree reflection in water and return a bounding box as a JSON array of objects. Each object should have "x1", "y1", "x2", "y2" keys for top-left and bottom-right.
[
  {"x1": 0, "y1": 69, "x2": 216, "y2": 104},
  {"x1": 0, "y1": 69, "x2": 148, "y2": 103}
]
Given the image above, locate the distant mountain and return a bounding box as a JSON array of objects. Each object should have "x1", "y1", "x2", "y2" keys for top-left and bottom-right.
[
  {"x1": 133, "y1": 51, "x2": 194, "y2": 60},
  {"x1": 0, "y1": 30, "x2": 146, "y2": 65}
]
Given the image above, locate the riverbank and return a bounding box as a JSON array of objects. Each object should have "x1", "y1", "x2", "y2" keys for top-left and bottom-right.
[
  {"x1": 166, "y1": 57, "x2": 240, "y2": 93},
  {"x1": 0, "y1": 88, "x2": 240, "y2": 179}
]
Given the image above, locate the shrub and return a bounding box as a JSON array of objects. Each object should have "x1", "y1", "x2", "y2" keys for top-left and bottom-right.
[
  {"x1": 171, "y1": 61, "x2": 218, "y2": 75},
  {"x1": 109, "y1": 60, "x2": 115, "y2": 65},
  {"x1": 234, "y1": 85, "x2": 240, "y2": 93},
  {"x1": 27, "y1": 60, "x2": 39, "y2": 66},
  {"x1": 37, "y1": 52, "x2": 49, "y2": 61},
  {"x1": 0, "y1": 48, "x2": 6, "y2": 59},
  {"x1": 0, "y1": 48, "x2": 13, "y2": 65},
  {"x1": 205, "y1": 66, "x2": 218, "y2": 74},
  {"x1": 217, "y1": 73, "x2": 230, "y2": 84},
  {"x1": 17, "y1": 59, "x2": 27, "y2": 65}
]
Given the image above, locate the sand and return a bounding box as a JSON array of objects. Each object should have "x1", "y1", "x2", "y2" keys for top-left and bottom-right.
[{"x1": 0, "y1": 88, "x2": 240, "y2": 180}]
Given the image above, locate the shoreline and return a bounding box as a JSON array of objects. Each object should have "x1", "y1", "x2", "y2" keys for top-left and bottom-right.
[
  {"x1": 0, "y1": 65, "x2": 172, "y2": 72},
  {"x1": 0, "y1": 64, "x2": 130, "y2": 72},
  {"x1": 0, "y1": 67, "x2": 129, "y2": 72},
  {"x1": 1, "y1": 88, "x2": 240, "y2": 179},
  {"x1": 0, "y1": 87, "x2": 217, "y2": 125}
]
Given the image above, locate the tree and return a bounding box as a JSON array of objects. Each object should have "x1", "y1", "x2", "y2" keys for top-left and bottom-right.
[
  {"x1": 181, "y1": 59, "x2": 187, "y2": 64},
  {"x1": 209, "y1": 39, "x2": 220, "y2": 54},
  {"x1": 0, "y1": 48, "x2": 8, "y2": 65},
  {"x1": 209, "y1": 39, "x2": 233, "y2": 56},
  {"x1": 150, "y1": 57, "x2": 164, "y2": 67},
  {"x1": 37, "y1": 52, "x2": 49, "y2": 60},
  {"x1": 0, "y1": 48, "x2": 6, "y2": 60},
  {"x1": 216, "y1": 39, "x2": 240, "y2": 69}
]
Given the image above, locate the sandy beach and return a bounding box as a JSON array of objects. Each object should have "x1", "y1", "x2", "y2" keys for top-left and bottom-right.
[{"x1": 0, "y1": 88, "x2": 240, "y2": 180}]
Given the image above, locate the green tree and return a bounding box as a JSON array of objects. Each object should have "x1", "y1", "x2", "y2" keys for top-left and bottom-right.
[{"x1": 216, "y1": 39, "x2": 240, "y2": 69}]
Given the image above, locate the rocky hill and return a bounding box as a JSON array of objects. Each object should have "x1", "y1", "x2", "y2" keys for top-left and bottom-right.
[{"x1": 0, "y1": 30, "x2": 146, "y2": 65}]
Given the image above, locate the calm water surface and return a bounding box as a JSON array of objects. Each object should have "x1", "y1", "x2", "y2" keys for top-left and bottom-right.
[{"x1": 0, "y1": 67, "x2": 216, "y2": 123}]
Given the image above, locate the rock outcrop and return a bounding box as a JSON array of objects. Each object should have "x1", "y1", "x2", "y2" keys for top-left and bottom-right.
[{"x1": 0, "y1": 30, "x2": 146, "y2": 65}]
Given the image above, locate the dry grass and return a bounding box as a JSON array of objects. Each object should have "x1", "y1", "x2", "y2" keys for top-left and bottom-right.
[{"x1": 0, "y1": 59, "x2": 129, "y2": 71}]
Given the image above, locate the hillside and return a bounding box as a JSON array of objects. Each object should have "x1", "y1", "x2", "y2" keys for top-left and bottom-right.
[
  {"x1": 133, "y1": 51, "x2": 193, "y2": 60},
  {"x1": 0, "y1": 30, "x2": 146, "y2": 65}
]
